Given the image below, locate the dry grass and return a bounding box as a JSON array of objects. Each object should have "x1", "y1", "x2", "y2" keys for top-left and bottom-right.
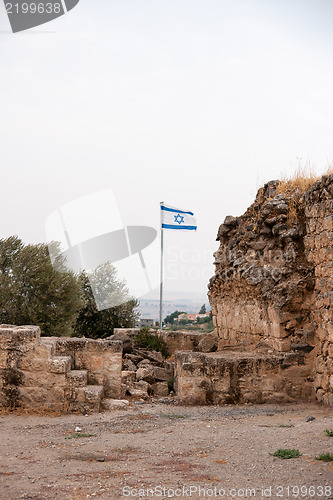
[
  {"x1": 276, "y1": 163, "x2": 333, "y2": 195},
  {"x1": 0, "y1": 405, "x2": 68, "y2": 417},
  {"x1": 274, "y1": 163, "x2": 333, "y2": 224}
]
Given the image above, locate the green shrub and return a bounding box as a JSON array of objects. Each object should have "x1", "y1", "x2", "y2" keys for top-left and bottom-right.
[
  {"x1": 316, "y1": 453, "x2": 333, "y2": 462},
  {"x1": 135, "y1": 327, "x2": 169, "y2": 358},
  {"x1": 325, "y1": 429, "x2": 333, "y2": 437},
  {"x1": 271, "y1": 449, "x2": 301, "y2": 459},
  {"x1": 65, "y1": 433, "x2": 96, "y2": 439}
]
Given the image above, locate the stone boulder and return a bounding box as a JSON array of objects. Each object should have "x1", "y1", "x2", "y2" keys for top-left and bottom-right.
[
  {"x1": 112, "y1": 332, "x2": 133, "y2": 354},
  {"x1": 102, "y1": 399, "x2": 129, "y2": 410},
  {"x1": 136, "y1": 367, "x2": 155, "y2": 385},
  {"x1": 198, "y1": 332, "x2": 218, "y2": 353},
  {"x1": 153, "y1": 381, "x2": 169, "y2": 397}
]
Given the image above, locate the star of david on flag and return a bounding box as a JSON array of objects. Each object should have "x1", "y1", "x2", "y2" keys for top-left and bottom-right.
[{"x1": 160, "y1": 203, "x2": 197, "y2": 230}]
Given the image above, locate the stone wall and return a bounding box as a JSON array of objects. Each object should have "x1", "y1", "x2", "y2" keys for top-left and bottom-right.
[
  {"x1": 208, "y1": 173, "x2": 333, "y2": 405},
  {"x1": 175, "y1": 350, "x2": 313, "y2": 405},
  {"x1": 304, "y1": 176, "x2": 333, "y2": 405},
  {"x1": 0, "y1": 325, "x2": 122, "y2": 411}
]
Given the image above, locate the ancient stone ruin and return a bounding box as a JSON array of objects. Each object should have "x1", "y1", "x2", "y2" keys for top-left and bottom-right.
[
  {"x1": 1, "y1": 174, "x2": 332, "y2": 411},
  {"x1": 176, "y1": 173, "x2": 333, "y2": 406},
  {"x1": 0, "y1": 325, "x2": 123, "y2": 412}
]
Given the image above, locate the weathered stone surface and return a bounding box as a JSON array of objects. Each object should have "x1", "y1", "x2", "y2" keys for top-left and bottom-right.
[
  {"x1": 101, "y1": 399, "x2": 129, "y2": 410},
  {"x1": 122, "y1": 370, "x2": 136, "y2": 385},
  {"x1": 126, "y1": 380, "x2": 150, "y2": 398},
  {"x1": 175, "y1": 350, "x2": 312, "y2": 405},
  {"x1": 136, "y1": 367, "x2": 154, "y2": 384},
  {"x1": 223, "y1": 215, "x2": 237, "y2": 227},
  {"x1": 197, "y1": 333, "x2": 218, "y2": 353},
  {"x1": 68, "y1": 370, "x2": 88, "y2": 387},
  {"x1": 123, "y1": 358, "x2": 137, "y2": 372},
  {"x1": 161, "y1": 331, "x2": 204, "y2": 354},
  {"x1": 111, "y1": 332, "x2": 132, "y2": 354},
  {"x1": 208, "y1": 173, "x2": 333, "y2": 406},
  {"x1": 83, "y1": 385, "x2": 104, "y2": 403},
  {"x1": 137, "y1": 358, "x2": 152, "y2": 368},
  {"x1": 0, "y1": 327, "x2": 123, "y2": 412},
  {"x1": 152, "y1": 366, "x2": 170, "y2": 381},
  {"x1": 48, "y1": 356, "x2": 71, "y2": 374},
  {"x1": 152, "y1": 381, "x2": 169, "y2": 397}
]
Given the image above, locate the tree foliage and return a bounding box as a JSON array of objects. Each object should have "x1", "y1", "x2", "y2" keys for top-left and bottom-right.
[
  {"x1": 163, "y1": 310, "x2": 185, "y2": 325},
  {"x1": 0, "y1": 236, "x2": 82, "y2": 336},
  {"x1": 74, "y1": 264, "x2": 139, "y2": 339},
  {"x1": 0, "y1": 237, "x2": 140, "y2": 339},
  {"x1": 199, "y1": 304, "x2": 206, "y2": 314}
]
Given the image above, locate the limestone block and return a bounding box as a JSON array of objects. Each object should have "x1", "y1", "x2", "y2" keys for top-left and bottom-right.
[
  {"x1": 123, "y1": 358, "x2": 137, "y2": 371},
  {"x1": 322, "y1": 216, "x2": 333, "y2": 231},
  {"x1": 316, "y1": 357, "x2": 327, "y2": 374},
  {"x1": 19, "y1": 386, "x2": 49, "y2": 404},
  {"x1": 176, "y1": 378, "x2": 207, "y2": 405},
  {"x1": 0, "y1": 350, "x2": 8, "y2": 369},
  {"x1": 83, "y1": 385, "x2": 104, "y2": 403},
  {"x1": 122, "y1": 370, "x2": 136, "y2": 384},
  {"x1": 0, "y1": 325, "x2": 40, "y2": 344},
  {"x1": 137, "y1": 359, "x2": 153, "y2": 368},
  {"x1": 261, "y1": 391, "x2": 293, "y2": 404},
  {"x1": 78, "y1": 350, "x2": 122, "y2": 398},
  {"x1": 272, "y1": 338, "x2": 291, "y2": 352},
  {"x1": 136, "y1": 367, "x2": 154, "y2": 384},
  {"x1": 314, "y1": 373, "x2": 322, "y2": 389},
  {"x1": 321, "y1": 372, "x2": 330, "y2": 391},
  {"x1": 73, "y1": 387, "x2": 86, "y2": 403},
  {"x1": 326, "y1": 394, "x2": 333, "y2": 406},
  {"x1": 316, "y1": 388, "x2": 326, "y2": 402},
  {"x1": 152, "y1": 366, "x2": 170, "y2": 381},
  {"x1": 18, "y1": 343, "x2": 52, "y2": 372},
  {"x1": 87, "y1": 372, "x2": 107, "y2": 386},
  {"x1": 198, "y1": 333, "x2": 218, "y2": 353},
  {"x1": 48, "y1": 356, "x2": 71, "y2": 374},
  {"x1": 68, "y1": 370, "x2": 88, "y2": 387},
  {"x1": 24, "y1": 372, "x2": 67, "y2": 389},
  {"x1": 127, "y1": 388, "x2": 148, "y2": 398},
  {"x1": 127, "y1": 380, "x2": 150, "y2": 398},
  {"x1": 153, "y1": 381, "x2": 169, "y2": 397},
  {"x1": 212, "y1": 377, "x2": 231, "y2": 394},
  {"x1": 51, "y1": 387, "x2": 65, "y2": 402},
  {"x1": 242, "y1": 391, "x2": 262, "y2": 403},
  {"x1": 102, "y1": 399, "x2": 129, "y2": 410}
]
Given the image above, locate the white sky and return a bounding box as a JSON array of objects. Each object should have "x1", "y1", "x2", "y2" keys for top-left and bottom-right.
[{"x1": 0, "y1": 0, "x2": 332, "y2": 300}]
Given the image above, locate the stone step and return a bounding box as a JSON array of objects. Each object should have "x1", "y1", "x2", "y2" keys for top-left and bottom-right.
[
  {"x1": 68, "y1": 385, "x2": 105, "y2": 413},
  {"x1": 83, "y1": 385, "x2": 104, "y2": 403},
  {"x1": 68, "y1": 370, "x2": 88, "y2": 387},
  {"x1": 175, "y1": 350, "x2": 312, "y2": 405},
  {"x1": 48, "y1": 356, "x2": 71, "y2": 374}
]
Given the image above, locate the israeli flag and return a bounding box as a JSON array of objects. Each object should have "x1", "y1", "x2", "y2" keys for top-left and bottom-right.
[{"x1": 160, "y1": 203, "x2": 197, "y2": 230}]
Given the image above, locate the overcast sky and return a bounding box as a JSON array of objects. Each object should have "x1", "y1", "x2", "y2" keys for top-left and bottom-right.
[{"x1": 0, "y1": 0, "x2": 332, "y2": 301}]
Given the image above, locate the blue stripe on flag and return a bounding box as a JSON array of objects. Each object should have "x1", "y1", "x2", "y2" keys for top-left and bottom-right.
[
  {"x1": 161, "y1": 205, "x2": 194, "y2": 216},
  {"x1": 162, "y1": 224, "x2": 197, "y2": 230}
]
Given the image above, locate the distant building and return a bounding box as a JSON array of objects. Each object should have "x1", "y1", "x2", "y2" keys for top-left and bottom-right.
[
  {"x1": 196, "y1": 313, "x2": 210, "y2": 320},
  {"x1": 177, "y1": 312, "x2": 210, "y2": 323}
]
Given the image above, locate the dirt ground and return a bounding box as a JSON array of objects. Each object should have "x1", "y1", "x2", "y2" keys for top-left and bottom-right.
[{"x1": 1, "y1": 401, "x2": 333, "y2": 500}]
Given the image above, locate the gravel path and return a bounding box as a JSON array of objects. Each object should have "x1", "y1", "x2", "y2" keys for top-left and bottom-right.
[{"x1": 1, "y1": 402, "x2": 332, "y2": 499}]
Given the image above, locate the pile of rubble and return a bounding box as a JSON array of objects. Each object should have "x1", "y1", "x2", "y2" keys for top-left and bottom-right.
[
  {"x1": 110, "y1": 330, "x2": 174, "y2": 400},
  {"x1": 122, "y1": 348, "x2": 173, "y2": 399}
]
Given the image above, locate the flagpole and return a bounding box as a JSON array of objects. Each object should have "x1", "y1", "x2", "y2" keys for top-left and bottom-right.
[{"x1": 159, "y1": 202, "x2": 164, "y2": 332}]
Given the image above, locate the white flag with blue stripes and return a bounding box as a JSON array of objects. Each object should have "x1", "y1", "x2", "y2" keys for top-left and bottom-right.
[{"x1": 160, "y1": 203, "x2": 197, "y2": 231}]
